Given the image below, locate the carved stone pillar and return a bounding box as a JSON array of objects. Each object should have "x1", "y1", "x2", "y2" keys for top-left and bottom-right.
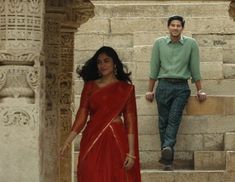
[
  {"x1": 0, "y1": 0, "x2": 44, "y2": 182},
  {"x1": 0, "y1": 0, "x2": 94, "y2": 182},
  {"x1": 43, "y1": 1, "x2": 94, "y2": 182}
]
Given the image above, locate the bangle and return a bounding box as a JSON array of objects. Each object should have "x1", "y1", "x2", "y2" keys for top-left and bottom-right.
[{"x1": 126, "y1": 153, "x2": 136, "y2": 159}]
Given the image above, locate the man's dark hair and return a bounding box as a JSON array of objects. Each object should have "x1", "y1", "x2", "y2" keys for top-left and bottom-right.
[{"x1": 167, "y1": 15, "x2": 185, "y2": 28}]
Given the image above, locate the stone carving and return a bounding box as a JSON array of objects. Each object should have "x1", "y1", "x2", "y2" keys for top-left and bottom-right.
[
  {"x1": 59, "y1": 73, "x2": 72, "y2": 125},
  {"x1": 0, "y1": 107, "x2": 37, "y2": 129},
  {"x1": 229, "y1": 0, "x2": 235, "y2": 21},
  {"x1": 0, "y1": 0, "x2": 43, "y2": 49},
  {"x1": 45, "y1": 0, "x2": 94, "y2": 29},
  {"x1": 0, "y1": 52, "x2": 39, "y2": 103}
]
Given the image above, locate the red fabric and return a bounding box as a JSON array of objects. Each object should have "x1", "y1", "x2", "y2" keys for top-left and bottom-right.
[{"x1": 71, "y1": 81, "x2": 141, "y2": 182}]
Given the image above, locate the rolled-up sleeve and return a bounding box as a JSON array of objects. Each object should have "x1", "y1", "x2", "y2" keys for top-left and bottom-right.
[
  {"x1": 190, "y1": 40, "x2": 201, "y2": 83},
  {"x1": 149, "y1": 40, "x2": 160, "y2": 80}
]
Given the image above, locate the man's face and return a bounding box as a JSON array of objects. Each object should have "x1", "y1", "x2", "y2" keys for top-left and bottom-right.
[{"x1": 168, "y1": 20, "x2": 183, "y2": 38}]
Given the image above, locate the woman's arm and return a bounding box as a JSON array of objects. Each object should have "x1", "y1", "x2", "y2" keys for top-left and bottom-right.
[
  {"x1": 123, "y1": 86, "x2": 138, "y2": 170},
  {"x1": 60, "y1": 83, "x2": 90, "y2": 156}
]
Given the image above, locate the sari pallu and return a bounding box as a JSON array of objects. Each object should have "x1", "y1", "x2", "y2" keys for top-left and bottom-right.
[{"x1": 77, "y1": 81, "x2": 141, "y2": 182}]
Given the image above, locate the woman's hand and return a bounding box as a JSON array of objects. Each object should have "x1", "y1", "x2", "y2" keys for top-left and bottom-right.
[
  {"x1": 59, "y1": 143, "x2": 70, "y2": 157},
  {"x1": 124, "y1": 153, "x2": 135, "y2": 170},
  {"x1": 145, "y1": 92, "x2": 154, "y2": 102},
  {"x1": 124, "y1": 156, "x2": 135, "y2": 170}
]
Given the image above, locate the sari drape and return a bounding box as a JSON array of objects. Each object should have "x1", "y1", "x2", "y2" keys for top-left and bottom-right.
[{"x1": 71, "y1": 81, "x2": 141, "y2": 182}]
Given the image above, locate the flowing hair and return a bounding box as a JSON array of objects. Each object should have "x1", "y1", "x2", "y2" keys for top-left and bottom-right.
[{"x1": 77, "y1": 46, "x2": 132, "y2": 83}]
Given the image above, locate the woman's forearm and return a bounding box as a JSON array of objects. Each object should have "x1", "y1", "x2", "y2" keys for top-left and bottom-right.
[{"x1": 127, "y1": 134, "x2": 135, "y2": 155}]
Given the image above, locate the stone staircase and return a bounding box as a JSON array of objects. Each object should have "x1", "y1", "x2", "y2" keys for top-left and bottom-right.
[{"x1": 73, "y1": 1, "x2": 235, "y2": 181}]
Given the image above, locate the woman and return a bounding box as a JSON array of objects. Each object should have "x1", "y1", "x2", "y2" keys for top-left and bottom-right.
[{"x1": 60, "y1": 46, "x2": 141, "y2": 182}]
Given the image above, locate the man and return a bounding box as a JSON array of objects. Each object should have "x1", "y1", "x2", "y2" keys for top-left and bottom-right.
[{"x1": 145, "y1": 15, "x2": 207, "y2": 170}]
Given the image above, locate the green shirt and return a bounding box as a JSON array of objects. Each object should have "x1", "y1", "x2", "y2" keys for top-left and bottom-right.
[{"x1": 149, "y1": 36, "x2": 201, "y2": 83}]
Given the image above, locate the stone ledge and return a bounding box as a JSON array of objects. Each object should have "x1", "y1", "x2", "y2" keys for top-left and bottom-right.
[{"x1": 194, "y1": 151, "x2": 226, "y2": 170}]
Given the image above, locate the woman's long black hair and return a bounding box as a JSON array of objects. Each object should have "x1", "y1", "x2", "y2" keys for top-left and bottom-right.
[{"x1": 77, "y1": 46, "x2": 132, "y2": 83}]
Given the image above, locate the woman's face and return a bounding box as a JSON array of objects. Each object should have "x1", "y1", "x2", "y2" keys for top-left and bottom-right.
[{"x1": 97, "y1": 53, "x2": 116, "y2": 77}]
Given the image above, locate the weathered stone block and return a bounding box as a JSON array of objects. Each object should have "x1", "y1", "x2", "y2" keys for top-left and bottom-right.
[
  {"x1": 200, "y1": 47, "x2": 223, "y2": 62},
  {"x1": 111, "y1": 17, "x2": 235, "y2": 34},
  {"x1": 74, "y1": 34, "x2": 104, "y2": 50},
  {"x1": 104, "y1": 34, "x2": 133, "y2": 48},
  {"x1": 223, "y1": 64, "x2": 235, "y2": 78},
  {"x1": 138, "y1": 115, "x2": 157, "y2": 135},
  {"x1": 77, "y1": 18, "x2": 110, "y2": 33},
  {"x1": 226, "y1": 151, "x2": 235, "y2": 172},
  {"x1": 224, "y1": 132, "x2": 235, "y2": 151},
  {"x1": 200, "y1": 62, "x2": 223, "y2": 80},
  {"x1": 194, "y1": 151, "x2": 226, "y2": 170},
  {"x1": 133, "y1": 46, "x2": 152, "y2": 63},
  {"x1": 135, "y1": 62, "x2": 149, "y2": 80},
  {"x1": 174, "y1": 171, "x2": 214, "y2": 182},
  {"x1": 188, "y1": 79, "x2": 235, "y2": 96},
  {"x1": 141, "y1": 170, "x2": 175, "y2": 182},
  {"x1": 136, "y1": 95, "x2": 157, "y2": 116},
  {"x1": 192, "y1": 34, "x2": 225, "y2": 47},
  {"x1": 93, "y1": 2, "x2": 229, "y2": 18},
  {"x1": 186, "y1": 96, "x2": 225, "y2": 115},
  {"x1": 223, "y1": 49, "x2": 235, "y2": 64},
  {"x1": 224, "y1": 97, "x2": 235, "y2": 115}
]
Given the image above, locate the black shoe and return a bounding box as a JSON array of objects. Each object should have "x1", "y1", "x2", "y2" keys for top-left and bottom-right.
[{"x1": 161, "y1": 146, "x2": 173, "y2": 161}]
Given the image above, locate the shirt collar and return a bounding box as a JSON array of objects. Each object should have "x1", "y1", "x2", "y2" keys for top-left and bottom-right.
[{"x1": 166, "y1": 36, "x2": 184, "y2": 44}]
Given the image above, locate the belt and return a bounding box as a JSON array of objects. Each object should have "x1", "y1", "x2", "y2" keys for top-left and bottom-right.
[{"x1": 160, "y1": 78, "x2": 188, "y2": 83}]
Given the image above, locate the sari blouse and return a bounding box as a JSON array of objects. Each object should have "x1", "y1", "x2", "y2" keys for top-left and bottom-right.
[{"x1": 71, "y1": 81, "x2": 137, "y2": 135}]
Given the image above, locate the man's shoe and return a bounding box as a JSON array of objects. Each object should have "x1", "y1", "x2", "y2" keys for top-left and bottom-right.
[
  {"x1": 161, "y1": 146, "x2": 173, "y2": 161},
  {"x1": 163, "y1": 164, "x2": 173, "y2": 171}
]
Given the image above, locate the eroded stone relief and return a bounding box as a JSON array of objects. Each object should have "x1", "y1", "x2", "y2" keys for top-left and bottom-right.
[
  {"x1": 0, "y1": 0, "x2": 43, "y2": 49},
  {"x1": 0, "y1": 52, "x2": 39, "y2": 103},
  {"x1": 229, "y1": 0, "x2": 235, "y2": 21},
  {"x1": 0, "y1": 107, "x2": 38, "y2": 130}
]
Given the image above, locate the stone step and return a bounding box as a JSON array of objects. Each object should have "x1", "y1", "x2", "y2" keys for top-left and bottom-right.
[
  {"x1": 73, "y1": 151, "x2": 193, "y2": 172},
  {"x1": 136, "y1": 95, "x2": 235, "y2": 116},
  {"x1": 92, "y1": 1, "x2": 229, "y2": 18},
  {"x1": 138, "y1": 115, "x2": 235, "y2": 135},
  {"x1": 74, "y1": 79, "x2": 235, "y2": 96},
  {"x1": 138, "y1": 134, "x2": 223, "y2": 151},
  {"x1": 135, "y1": 60, "x2": 224, "y2": 80},
  {"x1": 139, "y1": 151, "x2": 193, "y2": 170},
  {"x1": 141, "y1": 169, "x2": 226, "y2": 182},
  {"x1": 133, "y1": 45, "x2": 223, "y2": 63},
  {"x1": 76, "y1": 16, "x2": 235, "y2": 35},
  {"x1": 73, "y1": 132, "x2": 223, "y2": 152},
  {"x1": 194, "y1": 151, "x2": 226, "y2": 170},
  {"x1": 73, "y1": 169, "x2": 228, "y2": 182},
  {"x1": 110, "y1": 17, "x2": 235, "y2": 34}
]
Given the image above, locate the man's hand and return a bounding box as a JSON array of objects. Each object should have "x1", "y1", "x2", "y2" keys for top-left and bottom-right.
[
  {"x1": 145, "y1": 92, "x2": 154, "y2": 102},
  {"x1": 196, "y1": 90, "x2": 207, "y2": 102}
]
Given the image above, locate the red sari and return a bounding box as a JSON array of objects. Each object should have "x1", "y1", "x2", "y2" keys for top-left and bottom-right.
[{"x1": 71, "y1": 81, "x2": 141, "y2": 182}]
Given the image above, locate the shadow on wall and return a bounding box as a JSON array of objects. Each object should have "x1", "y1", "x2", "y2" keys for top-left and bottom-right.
[{"x1": 229, "y1": 0, "x2": 235, "y2": 21}]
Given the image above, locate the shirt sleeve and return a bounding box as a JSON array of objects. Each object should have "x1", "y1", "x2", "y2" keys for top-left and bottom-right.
[
  {"x1": 190, "y1": 40, "x2": 202, "y2": 83},
  {"x1": 123, "y1": 86, "x2": 138, "y2": 134},
  {"x1": 149, "y1": 39, "x2": 161, "y2": 80},
  {"x1": 71, "y1": 82, "x2": 90, "y2": 133}
]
